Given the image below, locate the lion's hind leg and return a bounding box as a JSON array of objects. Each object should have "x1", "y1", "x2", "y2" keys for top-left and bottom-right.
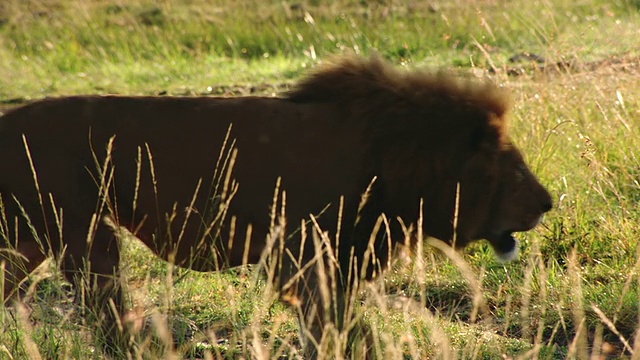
[
  {"x1": 0, "y1": 195, "x2": 51, "y2": 303},
  {"x1": 1, "y1": 238, "x2": 48, "y2": 302}
]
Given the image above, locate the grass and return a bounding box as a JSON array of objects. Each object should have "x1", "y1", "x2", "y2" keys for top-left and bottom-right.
[
  {"x1": 1, "y1": 0, "x2": 640, "y2": 358},
  {"x1": 1, "y1": 0, "x2": 638, "y2": 100}
]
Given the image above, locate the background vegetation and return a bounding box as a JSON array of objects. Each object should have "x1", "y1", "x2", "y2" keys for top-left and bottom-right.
[{"x1": 1, "y1": 0, "x2": 640, "y2": 359}]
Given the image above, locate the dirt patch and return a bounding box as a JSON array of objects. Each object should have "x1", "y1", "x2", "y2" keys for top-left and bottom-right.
[{"x1": 501, "y1": 53, "x2": 640, "y2": 77}]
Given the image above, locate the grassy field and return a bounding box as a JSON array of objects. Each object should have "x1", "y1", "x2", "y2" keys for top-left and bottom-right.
[{"x1": 1, "y1": 0, "x2": 640, "y2": 359}]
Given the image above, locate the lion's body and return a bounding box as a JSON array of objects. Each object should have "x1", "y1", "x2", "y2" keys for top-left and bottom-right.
[
  {"x1": 0, "y1": 95, "x2": 365, "y2": 271},
  {"x1": 0, "y1": 56, "x2": 552, "y2": 355}
]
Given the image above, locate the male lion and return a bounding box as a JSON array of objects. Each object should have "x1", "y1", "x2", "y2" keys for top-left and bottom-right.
[{"x1": 0, "y1": 56, "x2": 552, "y2": 355}]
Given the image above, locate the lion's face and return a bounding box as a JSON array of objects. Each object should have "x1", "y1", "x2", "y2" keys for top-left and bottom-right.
[
  {"x1": 378, "y1": 111, "x2": 551, "y2": 263},
  {"x1": 475, "y1": 144, "x2": 553, "y2": 261}
]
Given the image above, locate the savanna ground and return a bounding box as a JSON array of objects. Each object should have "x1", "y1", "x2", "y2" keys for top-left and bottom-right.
[{"x1": 1, "y1": 0, "x2": 640, "y2": 359}]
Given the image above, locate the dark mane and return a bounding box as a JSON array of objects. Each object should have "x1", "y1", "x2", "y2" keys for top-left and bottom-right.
[{"x1": 287, "y1": 55, "x2": 509, "y2": 119}]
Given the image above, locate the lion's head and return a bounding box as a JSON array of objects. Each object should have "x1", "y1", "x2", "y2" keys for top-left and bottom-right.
[
  {"x1": 473, "y1": 144, "x2": 552, "y2": 261},
  {"x1": 289, "y1": 55, "x2": 552, "y2": 264},
  {"x1": 446, "y1": 137, "x2": 553, "y2": 262}
]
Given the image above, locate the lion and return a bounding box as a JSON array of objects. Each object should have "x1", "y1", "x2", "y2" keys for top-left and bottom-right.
[{"x1": 0, "y1": 56, "x2": 552, "y2": 355}]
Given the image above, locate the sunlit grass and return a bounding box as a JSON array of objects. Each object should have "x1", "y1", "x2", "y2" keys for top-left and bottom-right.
[{"x1": 1, "y1": 0, "x2": 638, "y2": 98}]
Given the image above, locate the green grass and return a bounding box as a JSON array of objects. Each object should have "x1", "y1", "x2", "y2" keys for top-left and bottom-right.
[
  {"x1": 1, "y1": 0, "x2": 638, "y2": 99},
  {"x1": 2, "y1": 0, "x2": 640, "y2": 359}
]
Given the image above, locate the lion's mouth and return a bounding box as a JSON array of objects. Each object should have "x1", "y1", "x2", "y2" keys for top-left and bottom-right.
[
  {"x1": 486, "y1": 214, "x2": 546, "y2": 262},
  {"x1": 487, "y1": 231, "x2": 520, "y2": 263}
]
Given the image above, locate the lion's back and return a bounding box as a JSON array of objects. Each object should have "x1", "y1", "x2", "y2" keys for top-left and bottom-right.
[{"x1": 0, "y1": 94, "x2": 370, "y2": 265}]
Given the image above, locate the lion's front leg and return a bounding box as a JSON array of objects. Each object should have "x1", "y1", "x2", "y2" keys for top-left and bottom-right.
[
  {"x1": 278, "y1": 240, "x2": 353, "y2": 359},
  {"x1": 61, "y1": 221, "x2": 132, "y2": 355},
  {"x1": 285, "y1": 272, "x2": 347, "y2": 358}
]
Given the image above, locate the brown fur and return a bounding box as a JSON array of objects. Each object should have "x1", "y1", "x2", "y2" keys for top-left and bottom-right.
[{"x1": 0, "y1": 56, "x2": 551, "y2": 354}]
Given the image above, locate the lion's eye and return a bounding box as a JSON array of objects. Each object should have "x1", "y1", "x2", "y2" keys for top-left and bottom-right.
[{"x1": 514, "y1": 164, "x2": 527, "y2": 182}]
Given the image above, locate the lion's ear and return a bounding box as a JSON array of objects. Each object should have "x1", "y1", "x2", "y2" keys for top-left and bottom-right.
[{"x1": 471, "y1": 112, "x2": 508, "y2": 151}]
